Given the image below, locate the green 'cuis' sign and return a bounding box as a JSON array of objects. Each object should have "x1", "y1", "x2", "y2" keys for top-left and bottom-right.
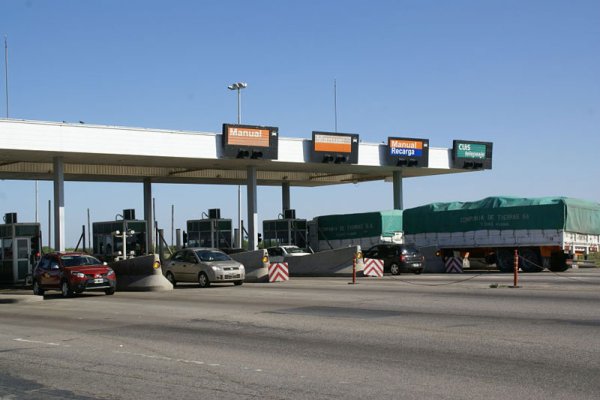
[{"x1": 456, "y1": 143, "x2": 486, "y2": 159}]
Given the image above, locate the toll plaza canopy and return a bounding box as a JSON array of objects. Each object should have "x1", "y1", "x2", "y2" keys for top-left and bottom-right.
[{"x1": 0, "y1": 119, "x2": 493, "y2": 251}]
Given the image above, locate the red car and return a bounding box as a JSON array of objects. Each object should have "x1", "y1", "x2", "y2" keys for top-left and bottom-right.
[{"x1": 32, "y1": 252, "x2": 117, "y2": 297}]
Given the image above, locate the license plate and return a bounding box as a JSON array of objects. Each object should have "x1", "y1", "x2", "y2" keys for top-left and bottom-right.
[
  {"x1": 94, "y1": 278, "x2": 103, "y2": 284},
  {"x1": 413, "y1": 263, "x2": 421, "y2": 268}
]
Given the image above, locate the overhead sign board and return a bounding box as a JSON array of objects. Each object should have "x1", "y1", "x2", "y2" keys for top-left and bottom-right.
[
  {"x1": 311, "y1": 131, "x2": 359, "y2": 164},
  {"x1": 386, "y1": 137, "x2": 429, "y2": 167},
  {"x1": 222, "y1": 124, "x2": 278, "y2": 159},
  {"x1": 452, "y1": 140, "x2": 493, "y2": 169}
]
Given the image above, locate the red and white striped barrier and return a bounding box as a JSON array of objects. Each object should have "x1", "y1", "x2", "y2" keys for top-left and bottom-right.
[
  {"x1": 268, "y1": 262, "x2": 289, "y2": 282},
  {"x1": 363, "y1": 258, "x2": 384, "y2": 277},
  {"x1": 445, "y1": 257, "x2": 463, "y2": 273}
]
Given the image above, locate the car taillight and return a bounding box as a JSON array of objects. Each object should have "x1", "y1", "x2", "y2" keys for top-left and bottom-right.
[{"x1": 400, "y1": 255, "x2": 406, "y2": 262}]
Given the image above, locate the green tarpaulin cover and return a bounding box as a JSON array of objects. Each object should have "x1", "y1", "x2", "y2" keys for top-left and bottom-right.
[
  {"x1": 403, "y1": 197, "x2": 600, "y2": 235},
  {"x1": 316, "y1": 210, "x2": 403, "y2": 240}
]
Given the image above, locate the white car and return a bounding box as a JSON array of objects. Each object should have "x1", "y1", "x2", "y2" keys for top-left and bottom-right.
[
  {"x1": 266, "y1": 245, "x2": 312, "y2": 263},
  {"x1": 163, "y1": 248, "x2": 245, "y2": 288}
]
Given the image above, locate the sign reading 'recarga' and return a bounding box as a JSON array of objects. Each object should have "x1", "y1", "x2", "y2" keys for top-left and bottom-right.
[
  {"x1": 452, "y1": 140, "x2": 493, "y2": 169},
  {"x1": 222, "y1": 123, "x2": 278, "y2": 159},
  {"x1": 311, "y1": 131, "x2": 359, "y2": 164},
  {"x1": 386, "y1": 137, "x2": 429, "y2": 167}
]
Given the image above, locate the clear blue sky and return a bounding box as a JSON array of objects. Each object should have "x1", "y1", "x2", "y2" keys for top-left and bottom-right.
[{"x1": 1, "y1": 0, "x2": 599, "y2": 247}]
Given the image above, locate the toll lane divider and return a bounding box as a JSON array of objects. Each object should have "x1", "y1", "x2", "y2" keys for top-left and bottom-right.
[
  {"x1": 109, "y1": 254, "x2": 173, "y2": 291},
  {"x1": 229, "y1": 249, "x2": 270, "y2": 282},
  {"x1": 268, "y1": 263, "x2": 289, "y2": 282},
  {"x1": 285, "y1": 246, "x2": 364, "y2": 277},
  {"x1": 363, "y1": 258, "x2": 384, "y2": 277}
]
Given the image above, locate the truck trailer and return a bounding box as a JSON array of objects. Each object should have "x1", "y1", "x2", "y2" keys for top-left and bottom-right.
[
  {"x1": 403, "y1": 197, "x2": 600, "y2": 272},
  {"x1": 308, "y1": 210, "x2": 403, "y2": 252}
]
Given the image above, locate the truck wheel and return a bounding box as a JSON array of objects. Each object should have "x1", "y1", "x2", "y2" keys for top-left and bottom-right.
[
  {"x1": 495, "y1": 249, "x2": 514, "y2": 273},
  {"x1": 519, "y1": 248, "x2": 543, "y2": 272},
  {"x1": 548, "y1": 251, "x2": 569, "y2": 272}
]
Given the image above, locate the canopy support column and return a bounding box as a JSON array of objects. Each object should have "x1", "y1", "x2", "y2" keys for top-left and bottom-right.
[
  {"x1": 282, "y1": 182, "x2": 290, "y2": 213},
  {"x1": 393, "y1": 170, "x2": 403, "y2": 210},
  {"x1": 247, "y1": 166, "x2": 258, "y2": 250},
  {"x1": 53, "y1": 157, "x2": 65, "y2": 251},
  {"x1": 143, "y1": 178, "x2": 154, "y2": 254}
]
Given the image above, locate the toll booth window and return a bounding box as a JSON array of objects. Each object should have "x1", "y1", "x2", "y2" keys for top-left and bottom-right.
[
  {"x1": 2, "y1": 238, "x2": 12, "y2": 259},
  {"x1": 17, "y1": 240, "x2": 29, "y2": 259}
]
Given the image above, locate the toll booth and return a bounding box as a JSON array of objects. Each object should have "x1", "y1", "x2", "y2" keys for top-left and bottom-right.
[
  {"x1": 186, "y1": 208, "x2": 233, "y2": 249},
  {"x1": 92, "y1": 209, "x2": 147, "y2": 261},
  {"x1": 0, "y1": 213, "x2": 41, "y2": 284},
  {"x1": 263, "y1": 209, "x2": 308, "y2": 248}
]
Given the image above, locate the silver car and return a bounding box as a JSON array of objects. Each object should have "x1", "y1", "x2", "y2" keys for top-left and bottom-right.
[{"x1": 163, "y1": 248, "x2": 245, "y2": 288}]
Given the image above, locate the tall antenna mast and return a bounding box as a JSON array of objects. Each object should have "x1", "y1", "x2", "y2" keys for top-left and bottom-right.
[
  {"x1": 334, "y1": 79, "x2": 338, "y2": 132},
  {"x1": 4, "y1": 35, "x2": 8, "y2": 118}
]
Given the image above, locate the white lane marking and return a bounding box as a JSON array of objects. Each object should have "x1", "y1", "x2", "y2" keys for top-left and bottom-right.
[
  {"x1": 13, "y1": 338, "x2": 61, "y2": 346},
  {"x1": 115, "y1": 351, "x2": 264, "y2": 372}
]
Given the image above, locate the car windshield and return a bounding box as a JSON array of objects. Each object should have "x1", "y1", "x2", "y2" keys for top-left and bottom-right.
[
  {"x1": 285, "y1": 247, "x2": 306, "y2": 254},
  {"x1": 195, "y1": 250, "x2": 231, "y2": 262},
  {"x1": 61, "y1": 255, "x2": 102, "y2": 267}
]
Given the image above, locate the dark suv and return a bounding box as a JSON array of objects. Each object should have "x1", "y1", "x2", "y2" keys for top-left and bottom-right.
[{"x1": 363, "y1": 244, "x2": 425, "y2": 275}]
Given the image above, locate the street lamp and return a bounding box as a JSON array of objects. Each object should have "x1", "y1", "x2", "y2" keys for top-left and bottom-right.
[
  {"x1": 227, "y1": 82, "x2": 247, "y2": 123},
  {"x1": 228, "y1": 82, "x2": 248, "y2": 248}
]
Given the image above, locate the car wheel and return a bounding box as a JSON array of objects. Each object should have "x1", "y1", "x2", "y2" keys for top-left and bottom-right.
[
  {"x1": 390, "y1": 263, "x2": 401, "y2": 275},
  {"x1": 198, "y1": 272, "x2": 210, "y2": 288},
  {"x1": 61, "y1": 281, "x2": 74, "y2": 298},
  {"x1": 32, "y1": 280, "x2": 44, "y2": 296},
  {"x1": 105, "y1": 288, "x2": 115, "y2": 295},
  {"x1": 233, "y1": 281, "x2": 243, "y2": 286},
  {"x1": 166, "y1": 272, "x2": 177, "y2": 287}
]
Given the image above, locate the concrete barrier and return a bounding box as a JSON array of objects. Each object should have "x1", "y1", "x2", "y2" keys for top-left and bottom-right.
[
  {"x1": 229, "y1": 249, "x2": 269, "y2": 283},
  {"x1": 286, "y1": 246, "x2": 364, "y2": 277},
  {"x1": 109, "y1": 254, "x2": 173, "y2": 291}
]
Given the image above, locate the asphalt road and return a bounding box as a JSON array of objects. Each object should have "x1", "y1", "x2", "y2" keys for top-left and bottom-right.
[{"x1": 1, "y1": 270, "x2": 599, "y2": 400}]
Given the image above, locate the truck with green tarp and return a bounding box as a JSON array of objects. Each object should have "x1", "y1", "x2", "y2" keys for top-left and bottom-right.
[
  {"x1": 403, "y1": 197, "x2": 600, "y2": 272},
  {"x1": 308, "y1": 210, "x2": 403, "y2": 252}
]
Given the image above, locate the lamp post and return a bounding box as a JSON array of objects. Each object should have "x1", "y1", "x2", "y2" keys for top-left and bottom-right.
[
  {"x1": 227, "y1": 82, "x2": 247, "y2": 124},
  {"x1": 228, "y1": 82, "x2": 247, "y2": 249}
]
